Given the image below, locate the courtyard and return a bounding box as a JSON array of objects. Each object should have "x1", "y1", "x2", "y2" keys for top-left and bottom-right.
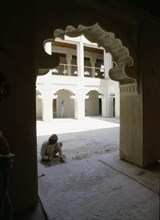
[
  {"x1": 37, "y1": 117, "x2": 159, "y2": 220},
  {"x1": 36, "y1": 117, "x2": 119, "y2": 164}
]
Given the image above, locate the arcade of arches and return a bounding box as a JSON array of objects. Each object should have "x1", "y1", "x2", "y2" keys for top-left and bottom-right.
[
  {"x1": 0, "y1": 0, "x2": 160, "y2": 214},
  {"x1": 36, "y1": 34, "x2": 119, "y2": 120}
]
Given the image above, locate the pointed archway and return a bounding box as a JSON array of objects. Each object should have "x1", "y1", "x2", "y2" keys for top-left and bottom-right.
[
  {"x1": 38, "y1": 23, "x2": 148, "y2": 167},
  {"x1": 53, "y1": 89, "x2": 75, "y2": 118},
  {"x1": 49, "y1": 23, "x2": 143, "y2": 167},
  {"x1": 85, "y1": 90, "x2": 102, "y2": 116}
]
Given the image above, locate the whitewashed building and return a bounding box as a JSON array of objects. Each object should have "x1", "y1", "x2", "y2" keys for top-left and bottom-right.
[{"x1": 36, "y1": 35, "x2": 120, "y2": 120}]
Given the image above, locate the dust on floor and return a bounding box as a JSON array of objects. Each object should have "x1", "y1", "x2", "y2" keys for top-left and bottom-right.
[{"x1": 37, "y1": 117, "x2": 159, "y2": 220}]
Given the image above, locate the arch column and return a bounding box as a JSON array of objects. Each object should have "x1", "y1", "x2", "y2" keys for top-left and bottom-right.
[
  {"x1": 119, "y1": 83, "x2": 143, "y2": 166},
  {"x1": 109, "y1": 95, "x2": 115, "y2": 117},
  {"x1": 101, "y1": 97, "x2": 107, "y2": 117},
  {"x1": 75, "y1": 35, "x2": 85, "y2": 118},
  {"x1": 42, "y1": 78, "x2": 53, "y2": 121},
  {"x1": 115, "y1": 85, "x2": 120, "y2": 118},
  {"x1": 77, "y1": 35, "x2": 84, "y2": 77},
  {"x1": 103, "y1": 95, "x2": 115, "y2": 117},
  {"x1": 74, "y1": 83, "x2": 85, "y2": 119},
  {"x1": 104, "y1": 52, "x2": 112, "y2": 79},
  {"x1": 99, "y1": 94, "x2": 108, "y2": 117}
]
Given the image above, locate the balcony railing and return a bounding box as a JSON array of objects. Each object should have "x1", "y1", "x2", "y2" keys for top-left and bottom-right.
[{"x1": 51, "y1": 63, "x2": 104, "y2": 78}]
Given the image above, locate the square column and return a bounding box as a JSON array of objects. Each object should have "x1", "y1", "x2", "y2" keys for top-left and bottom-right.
[
  {"x1": 74, "y1": 81, "x2": 85, "y2": 119},
  {"x1": 41, "y1": 72, "x2": 53, "y2": 121},
  {"x1": 77, "y1": 35, "x2": 84, "y2": 77},
  {"x1": 104, "y1": 52, "x2": 112, "y2": 79},
  {"x1": 119, "y1": 83, "x2": 143, "y2": 167},
  {"x1": 75, "y1": 35, "x2": 86, "y2": 119}
]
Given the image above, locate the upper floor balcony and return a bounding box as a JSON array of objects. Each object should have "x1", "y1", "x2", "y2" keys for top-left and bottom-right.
[
  {"x1": 51, "y1": 63, "x2": 105, "y2": 79},
  {"x1": 36, "y1": 62, "x2": 111, "y2": 88}
]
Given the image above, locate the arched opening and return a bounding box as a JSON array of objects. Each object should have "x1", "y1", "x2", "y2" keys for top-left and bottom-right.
[
  {"x1": 85, "y1": 90, "x2": 101, "y2": 116},
  {"x1": 36, "y1": 23, "x2": 136, "y2": 170},
  {"x1": 53, "y1": 89, "x2": 74, "y2": 118},
  {"x1": 35, "y1": 22, "x2": 159, "y2": 220},
  {"x1": 36, "y1": 22, "x2": 135, "y2": 166}
]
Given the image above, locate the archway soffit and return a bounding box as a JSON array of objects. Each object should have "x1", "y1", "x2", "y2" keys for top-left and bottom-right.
[
  {"x1": 54, "y1": 88, "x2": 76, "y2": 96},
  {"x1": 85, "y1": 88, "x2": 102, "y2": 95}
]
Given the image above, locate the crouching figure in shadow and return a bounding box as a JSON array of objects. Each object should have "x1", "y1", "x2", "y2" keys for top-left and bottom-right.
[{"x1": 41, "y1": 134, "x2": 65, "y2": 163}]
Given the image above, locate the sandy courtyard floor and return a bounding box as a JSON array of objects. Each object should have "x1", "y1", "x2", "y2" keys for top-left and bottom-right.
[
  {"x1": 37, "y1": 117, "x2": 120, "y2": 163},
  {"x1": 37, "y1": 117, "x2": 159, "y2": 220}
]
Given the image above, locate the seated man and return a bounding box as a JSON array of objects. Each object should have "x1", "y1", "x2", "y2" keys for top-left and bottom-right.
[{"x1": 40, "y1": 134, "x2": 65, "y2": 163}]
